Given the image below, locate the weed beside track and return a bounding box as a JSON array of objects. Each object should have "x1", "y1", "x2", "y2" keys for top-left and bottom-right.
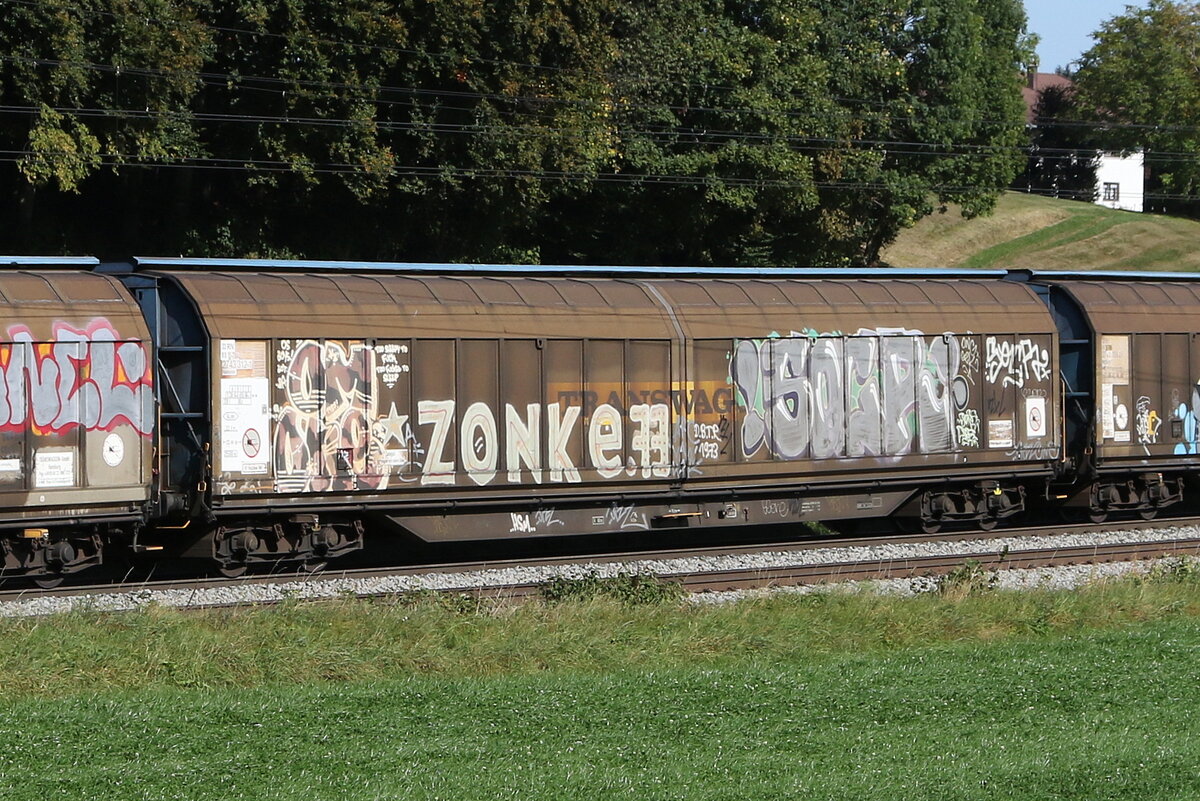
[{"x1": 2, "y1": 566, "x2": 1200, "y2": 698}]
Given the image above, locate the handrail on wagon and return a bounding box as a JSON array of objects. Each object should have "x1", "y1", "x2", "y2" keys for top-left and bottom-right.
[
  {"x1": 0, "y1": 256, "x2": 1189, "y2": 281},
  {"x1": 0, "y1": 256, "x2": 100, "y2": 268}
]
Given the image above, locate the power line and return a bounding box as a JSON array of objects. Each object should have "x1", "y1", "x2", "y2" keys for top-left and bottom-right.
[
  {"x1": 9, "y1": 145, "x2": 1199, "y2": 203},
  {"x1": 9, "y1": 103, "x2": 1200, "y2": 177},
  {"x1": 0, "y1": 103, "x2": 1042, "y2": 157},
  {"x1": 0, "y1": 52, "x2": 1032, "y2": 135},
  {"x1": 6, "y1": 0, "x2": 1200, "y2": 142},
  {"x1": 0, "y1": 0, "x2": 936, "y2": 108},
  {"x1": 12, "y1": 47, "x2": 1200, "y2": 149}
]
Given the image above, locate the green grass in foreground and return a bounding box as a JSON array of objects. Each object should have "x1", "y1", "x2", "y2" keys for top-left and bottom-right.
[{"x1": 3, "y1": 573, "x2": 1200, "y2": 800}]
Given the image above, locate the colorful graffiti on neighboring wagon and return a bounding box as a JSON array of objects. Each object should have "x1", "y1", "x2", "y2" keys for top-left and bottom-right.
[
  {"x1": 0, "y1": 319, "x2": 153, "y2": 488},
  {"x1": 216, "y1": 331, "x2": 1056, "y2": 495},
  {"x1": 0, "y1": 320, "x2": 153, "y2": 436}
]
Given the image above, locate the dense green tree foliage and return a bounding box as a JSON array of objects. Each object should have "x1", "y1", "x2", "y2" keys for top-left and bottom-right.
[
  {"x1": 0, "y1": 0, "x2": 1029, "y2": 265},
  {"x1": 1074, "y1": 0, "x2": 1200, "y2": 216},
  {"x1": 1016, "y1": 83, "x2": 1099, "y2": 203}
]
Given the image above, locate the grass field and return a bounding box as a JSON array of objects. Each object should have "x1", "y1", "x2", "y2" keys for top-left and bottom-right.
[
  {"x1": 3, "y1": 572, "x2": 1200, "y2": 799},
  {"x1": 5, "y1": 621, "x2": 1199, "y2": 800},
  {"x1": 883, "y1": 192, "x2": 1200, "y2": 272}
]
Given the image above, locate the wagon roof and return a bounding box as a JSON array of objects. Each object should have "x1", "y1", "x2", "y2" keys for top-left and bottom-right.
[
  {"x1": 154, "y1": 271, "x2": 1055, "y2": 340},
  {"x1": 1051, "y1": 281, "x2": 1200, "y2": 334},
  {"x1": 0, "y1": 270, "x2": 148, "y2": 340}
]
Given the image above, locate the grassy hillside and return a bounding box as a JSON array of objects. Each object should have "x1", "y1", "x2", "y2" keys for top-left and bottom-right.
[{"x1": 883, "y1": 191, "x2": 1200, "y2": 272}]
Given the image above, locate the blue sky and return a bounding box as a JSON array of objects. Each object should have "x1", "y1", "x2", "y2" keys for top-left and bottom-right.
[{"x1": 1025, "y1": 0, "x2": 1147, "y2": 71}]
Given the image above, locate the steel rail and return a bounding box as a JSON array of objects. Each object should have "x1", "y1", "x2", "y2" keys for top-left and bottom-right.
[{"x1": 2, "y1": 518, "x2": 1199, "y2": 608}]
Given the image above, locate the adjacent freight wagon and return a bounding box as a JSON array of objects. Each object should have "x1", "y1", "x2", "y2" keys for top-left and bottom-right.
[
  {"x1": 0, "y1": 259, "x2": 154, "y2": 580},
  {"x1": 0, "y1": 257, "x2": 1192, "y2": 584},
  {"x1": 1038, "y1": 276, "x2": 1200, "y2": 519}
]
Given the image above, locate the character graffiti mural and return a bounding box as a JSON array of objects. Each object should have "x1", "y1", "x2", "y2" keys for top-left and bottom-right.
[
  {"x1": 1174, "y1": 387, "x2": 1200, "y2": 455},
  {"x1": 1136, "y1": 395, "x2": 1161, "y2": 454},
  {"x1": 272, "y1": 339, "x2": 379, "y2": 493}
]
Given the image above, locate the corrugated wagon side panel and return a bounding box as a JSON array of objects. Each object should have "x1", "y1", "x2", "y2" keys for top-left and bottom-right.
[{"x1": 0, "y1": 272, "x2": 152, "y2": 514}]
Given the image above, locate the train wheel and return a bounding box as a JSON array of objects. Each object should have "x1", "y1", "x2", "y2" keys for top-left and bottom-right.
[
  {"x1": 1088, "y1": 508, "x2": 1109, "y2": 524},
  {"x1": 978, "y1": 517, "x2": 999, "y2": 532},
  {"x1": 219, "y1": 562, "x2": 248, "y2": 579},
  {"x1": 299, "y1": 558, "x2": 328, "y2": 574},
  {"x1": 1139, "y1": 507, "x2": 1159, "y2": 521},
  {"x1": 33, "y1": 573, "x2": 64, "y2": 590}
]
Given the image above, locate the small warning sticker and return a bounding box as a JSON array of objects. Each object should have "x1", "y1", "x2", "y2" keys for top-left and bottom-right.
[
  {"x1": 242, "y1": 428, "x2": 261, "y2": 458},
  {"x1": 1026, "y1": 396, "x2": 1047, "y2": 439},
  {"x1": 988, "y1": 418, "x2": 1014, "y2": 449}
]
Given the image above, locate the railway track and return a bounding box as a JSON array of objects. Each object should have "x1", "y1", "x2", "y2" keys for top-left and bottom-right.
[
  {"x1": 2, "y1": 516, "x2": 1200, "y2": 613},
  {"x1": 675, "y1": 537, "x2": 1200, "y2": 594}
]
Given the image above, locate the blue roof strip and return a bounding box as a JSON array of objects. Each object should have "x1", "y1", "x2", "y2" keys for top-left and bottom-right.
[
  {"x1": 0, "y1": 256, "x2": 100, "y2": 267},
  {"x1": 1028, "y1": 270, "x2": 1200, "y2": 281},
  {"x1": 112, "y1": 258, "x2": 1200, "y2": 281}
]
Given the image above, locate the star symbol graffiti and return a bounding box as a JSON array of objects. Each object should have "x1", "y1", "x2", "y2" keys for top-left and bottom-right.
[{"x1": 375, "y1": 403, "x2": 410, "y2": 446}]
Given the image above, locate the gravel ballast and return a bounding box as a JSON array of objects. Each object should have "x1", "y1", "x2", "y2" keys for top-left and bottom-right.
[{"x1": 2, "y1": 524, "x2": 1198, "y2": 617}]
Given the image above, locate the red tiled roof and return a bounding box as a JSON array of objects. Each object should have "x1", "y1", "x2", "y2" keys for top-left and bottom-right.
[{"x1": 1022, "y1": 72, "x2": 1075, "y2": 123}]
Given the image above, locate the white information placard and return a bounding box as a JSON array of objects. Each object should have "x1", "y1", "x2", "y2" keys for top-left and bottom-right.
[{"x1": 219, "y1": 340, "x2": 271, "y2": 476}]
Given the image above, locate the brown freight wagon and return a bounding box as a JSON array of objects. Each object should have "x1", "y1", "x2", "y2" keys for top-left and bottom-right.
[
  {"x1": 1038, "y1": 277, "x2": 1200, "y2": 520},
  {"x1": 121, "y1": 260, "x2": 1064, "y2": 573},
  {"x1": 0, "y1": 259, "x2": 154, "y2": 581}
]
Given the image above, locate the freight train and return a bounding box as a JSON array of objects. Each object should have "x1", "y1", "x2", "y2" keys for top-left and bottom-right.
[{"x1": 0, "y1": 257, "x2": 1192, "y2": 585}]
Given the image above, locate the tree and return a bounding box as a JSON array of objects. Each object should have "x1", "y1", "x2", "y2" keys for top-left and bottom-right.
[
  {"x1": 0, "y1": 0, "x2": 1032, "y2": 266},
  {"x1": 807, "y1": 0, "x2": 1030, "y2": 265},
  {"x1": 1074, "y1": 0, "x2": 1200, "y2": 216},
  {"x1": 542, "y1": 0, "x2": 1031, "y2": 267},
  {"x1": 1017, "y1": 83, "x2": 1099, "y2": 203}
]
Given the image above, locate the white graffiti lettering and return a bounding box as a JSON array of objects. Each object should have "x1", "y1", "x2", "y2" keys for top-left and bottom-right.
[
  {"x1": 460, "y1": 401, "x2": 498, "y2": 486},
  {"x1": 588, "y1": 403, "x2": 623, "y2": 479},
  {"x1": 629, "y1": 403, "x2": 670, "y2": 478},
  {"x1": 605, "y1": 503, "x2": 649, "y2": 530},
  {"x1": 505, "y1": 403, "x2": 542, "y2": 484},
  {"x1": 956, "y1": 408, "x2": 981, "y2": 449},
  {"x1": 547, "y1": 402, "x2": 582, "y2": 484},
  {"x1": 418, "y1": 399, "x2": 456, "y2": 485},
  {"x1": 985, "y1": 336, "x2": 1050, "y2": 388}
]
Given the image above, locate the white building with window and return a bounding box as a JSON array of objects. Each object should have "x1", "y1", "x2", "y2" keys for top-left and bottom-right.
[
  {"x1": 1095, "y1": 151, "x2": 1145, "y2": 213},
  {"x1": 1021, "y1": 72, "x2": 1146, "y2": 213}
]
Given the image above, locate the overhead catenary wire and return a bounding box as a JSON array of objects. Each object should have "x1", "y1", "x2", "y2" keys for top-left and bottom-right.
[
  {"x1": 0, "y1": 102, "x2": 1103, "y2": 159},
  {"x1": 1, "y1": 0, "x2": 1187, "y2": 140},
  {"x1": 0, "y1": 52, "x2": 1026, "y2": 131},
  {"x1": 0, "y1": 101, "x2": 1189, "y2": 176},
  {"x1": 3, "y1": 48, "x2": 1195, "y2": 162},
  {"x1": 1, "y1": 146, "x2": 1192, "y2": 202}
]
